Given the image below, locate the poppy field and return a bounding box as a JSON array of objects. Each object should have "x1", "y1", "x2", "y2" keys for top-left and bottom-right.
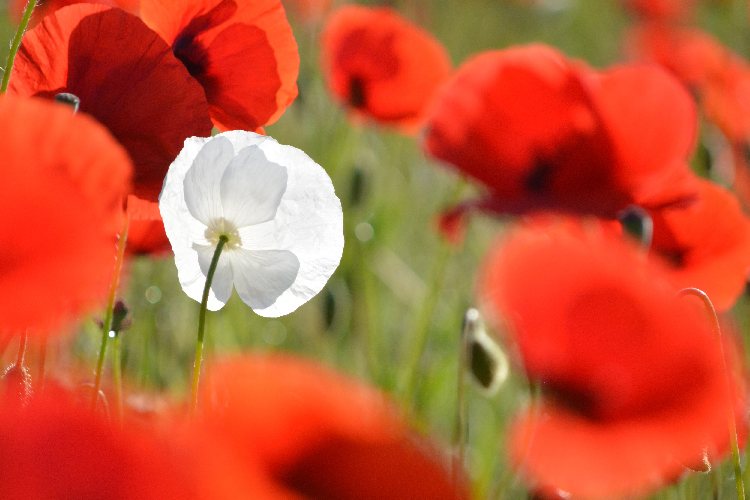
[{"x1": 2, "y1": 0, "x2": 750, "y2": 498}]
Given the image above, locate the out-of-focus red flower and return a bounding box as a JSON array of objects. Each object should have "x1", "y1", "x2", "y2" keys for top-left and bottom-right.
[
  {"x1": 201, "y1": 354, "x2": 469, "y2": 500},
  {"x1": 8, "y1": 4, "x2": 213, "y2": 254},
  {"x1": 140, "y1": 0, "x2": 299, "y2": 132},
  {"x1": 0, "y1": 383, "x2": 269, "y2": 499},
  {"x1": 646, "y1": 178, "x2": 750, "y2": 312},
  {"x1": 7, "y1": 0, "x2": 139, "y2": 27},
  {"x1": 321, "y1": 5, "x2": 452, "y2": 133},
  {"x1": 0, "y1": 95, "x2": 131, "y2": 335},
  {"x1": 423, "y1": 45, "x2": 698, "y2": 218},
  {"x1": 480, "y1": 221, "x2": 747, "y2": 500}
]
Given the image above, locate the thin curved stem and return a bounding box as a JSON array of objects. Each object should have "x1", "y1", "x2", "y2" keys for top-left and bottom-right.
[
  {"x1": 1, "y1": 0, "x2": 37, "y2": 92},
  {"x1": 677, "y1": 287, "x2": 744, "y2": 500},
  {"x1": 92, "y1": 215, "x2": 129, "y2": 411},
  {"x1": 189, "y1": 235, "x2": 228, "y2": 418},
  {"x1": 15, "y1": 330, "x2": 27, "y2": 367}
]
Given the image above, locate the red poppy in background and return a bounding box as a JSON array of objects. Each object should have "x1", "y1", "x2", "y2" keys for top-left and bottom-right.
[
  {"x1": 646, "y1": 178, "x2": 750, "y2": 312},
  {"x1": 480, "y1": 221, "x2": 747, "y2": 499},
  {"x1": 200, "y1": 354, "x2": 469, "y2": 500},
  {"x1": 321, "y1": 5, "x2": 452, "y2": 133},
  {"x1": 140, "y1": 0, "x2": 300, "y2": 132},
  {"x1": 423, "y1": 45, "x2": 699, "y2": 218},
  {"x1": 281, "y1": 0, "x2": 333, "y2": 23},
  {"x1": 8, "y1": 4, "x2": 213, "y2": 254},
  {"x1": 0, "y1": 95, "x2": 131, "y2": 335}
]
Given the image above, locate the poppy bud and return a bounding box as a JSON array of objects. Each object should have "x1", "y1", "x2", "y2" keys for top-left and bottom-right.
[
  {"x1": 54, "y1": 92, "x2": 80, "y2": 113},
  {"x1": 462, "y1": 309, "x2": 509, "y2": 395}
]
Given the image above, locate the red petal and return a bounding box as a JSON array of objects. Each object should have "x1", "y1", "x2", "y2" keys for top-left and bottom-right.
[
  {"x1": 140, "y1": 0, "x2": 299, "y2": 131},
  {"x1": 0, "y1": 95, "x2": 131, "y2": 335},
  {"x1": 648, "y1": 178, "x2": 750, "y2": 311},
  {"x1": 588, "y1": 64, "x2": 699, "y2": 208},
  {"x1": 202, "y1": 355, "x2": 469, "y2": 500}
]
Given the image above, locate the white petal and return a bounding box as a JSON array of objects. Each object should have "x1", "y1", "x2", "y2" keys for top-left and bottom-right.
[
  {"x1": 183, "y1": 136, "x2": 234, "y2": 226},
  {"x1": 160, "y1": 136, "x2": 226, "y2": 309},
  {"x1": 228, "y1": 248, "x2": 300, "y2": 314},
  {"x1": 195, "y1": 244, "x2": 234, "y2": 308},
  {"x1": 236, "y1": 136, "x2": 344, "y2": 317},
  {"x1": 219, "y1": 146, "x2": 288, "y2": 228}
]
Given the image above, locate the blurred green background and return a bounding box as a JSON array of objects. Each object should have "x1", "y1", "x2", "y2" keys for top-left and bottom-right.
[{"x1": 1, "y1": 0, "x2": 750, "y2": 498}]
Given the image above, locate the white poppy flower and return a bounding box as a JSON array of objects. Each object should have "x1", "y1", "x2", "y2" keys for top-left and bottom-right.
[{"x1": 159, "y1": 131, "x2": 344, "y2": 317}]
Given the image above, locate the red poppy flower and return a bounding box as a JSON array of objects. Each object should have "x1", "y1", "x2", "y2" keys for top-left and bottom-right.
[
  {"x1": 646, "y1": 178, "x2": 750, "y2": 312},
  {"x1": 8, "y1": 4, "x2": 213, "y2": 254},
  {"x1": 200, "y1": 354, "x2": 469, "y2": 500},
  {"x1": 0, "y1": 95, "x2": 131, "y2": 335},
  {"x1": 321, "y1": 5, "x2": 452, "y2": 133},
  {"x1": 0, "y1": 382, "x2": 272, "y2": 499},
  {"x1": 423, "y1": 45, "x2": 699, "y2": 218},
  {"x1": 140, "y1": 0, "x2": 300, "y2": 132},
  {"x1": 480, "y1": 220, "x2": 747, "y2": 499}
]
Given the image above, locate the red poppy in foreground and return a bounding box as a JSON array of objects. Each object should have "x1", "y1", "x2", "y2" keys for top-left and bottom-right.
[
  {"x1": 423, "y1": 45, "x2": 698, "y2": 218},
  {"x1": 647, "y1": 179, "x2": 750, "y2": 312},
  {"x1": 321, "y1": 5, "x2": 452, "y2": 133},
  {"x1": 140, "y1": 0, "x2": 299, "y2": 132},
  {"x1": 480, "y1": 221, "x2": 747, "y2": 499},
  {"x1": 200, "y1": 354, "x2": 469, "y2": 500},
  {"x1": 0, "y1": 95, "x2": 131, "y2": 335},
  {"x1": 0, "y1": 383, "x2": 272, "y2": 499}
]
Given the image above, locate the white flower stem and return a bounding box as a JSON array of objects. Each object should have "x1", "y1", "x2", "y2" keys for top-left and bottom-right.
[
  {"x1": 92, "y1": 215, "x2": 129, "y2": 412},
  {"x1": 1, "y1": 0, "x2": 37, "y2": 92},
  {"x1": 189, "y1": 235, "x2": 228, "y2": 419},
  {"x1": 677, "y1": 287, "x2": 744, "y2": 500}
]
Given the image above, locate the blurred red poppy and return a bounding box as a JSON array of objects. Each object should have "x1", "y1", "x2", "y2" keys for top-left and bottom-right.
[
  {"x1": 0, "y1": 95, "x2": 131, "y2": 335},
  {"x1": 480, "y1": 220, "x2": 747, "y2": 499},
  {"x1": 140, "y1": 0, "x2": 299, "y2": 132},
  {"x1": 646, "y1": 178, "x2": 750, "y2": 312},
  {"x1": 200, "y1": 354, "x2": 469, "y2": 500},
  {"x1": 8, "y1": 4, "x2": 213, "y2": 254},
  {"x1": 0, "y1": 382, "x2": 272, "y2": 499},
  {"x1": 423, "y1": 45, "x2": 698, "y2": 218},
  {"x1": 321, "y1": 5, "x2": 452, "y2": 133}
]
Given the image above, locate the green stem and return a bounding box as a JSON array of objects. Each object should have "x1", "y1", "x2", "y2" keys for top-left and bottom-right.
[
  {"x1": 398, "y1": 179, "x2": 466, "y2": 405},
  {"x1": 113, "y1": 332, "x2": 124, "y2": 426},
  {"x1": 92, "y1": 216, "x2": 129, "y2": 411},
  {"x1": 1, "y1": 0, "x2": 37, "y2": 92},
  {"x1": 678, "y1": 288, "x2": 744, "y2": 500},
  {"x1": 452, "y1": 309, "x2": 474, "y2": 486},
  {"x1": 189, "y1": 235, "x2": 228, "y2": 418}
]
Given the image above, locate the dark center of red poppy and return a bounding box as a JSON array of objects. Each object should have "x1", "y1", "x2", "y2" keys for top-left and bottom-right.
[
  {"x1": 173, "y1": 0, "x2": 237, "y2": 79},
  {"x1": 349, "y1": 77, "x2": 366, "y2": 109},
  {"x1": 525, "y1": 161, "x2": 554, "y2": 193}
]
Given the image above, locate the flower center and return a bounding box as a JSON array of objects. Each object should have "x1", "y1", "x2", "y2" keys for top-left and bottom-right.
[{"x1": 205, "y1": 217, "x2": 242, "y2": 250}]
